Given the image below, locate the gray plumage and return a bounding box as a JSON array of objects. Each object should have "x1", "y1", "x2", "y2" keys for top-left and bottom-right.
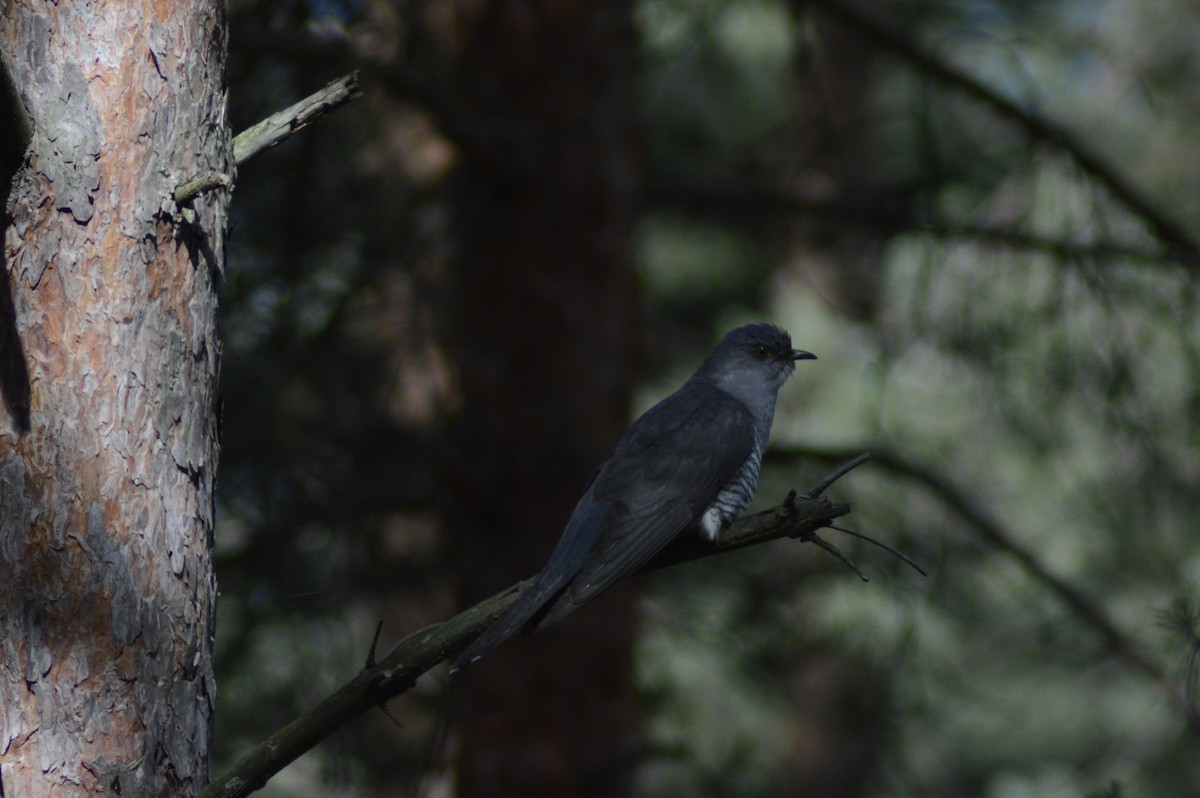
[{"x1": 453, "y1": 323, "x2": 815, "y2": 670}]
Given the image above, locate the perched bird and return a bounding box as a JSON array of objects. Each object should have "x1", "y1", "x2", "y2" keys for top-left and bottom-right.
[{"x1": 453, "y1": 323, "x2": 815, "y2": 671}]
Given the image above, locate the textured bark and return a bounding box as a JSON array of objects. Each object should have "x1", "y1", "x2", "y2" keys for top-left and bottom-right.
[
  {"x1": 442, "y1": 3, "x2": 644, "y2": 796},
  {"x1": 0, "y1": 2, "x2": 229, "y2": 796}
]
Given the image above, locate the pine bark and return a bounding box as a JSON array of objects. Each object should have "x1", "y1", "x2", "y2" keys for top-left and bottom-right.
[{"x1": 0, "y1": 2, "x2": 229, "y2": 795}]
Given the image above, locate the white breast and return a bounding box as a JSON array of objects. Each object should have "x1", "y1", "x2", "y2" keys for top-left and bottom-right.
[{"x1": 698, "y1": 443, "x2": 763, "y2": 540}]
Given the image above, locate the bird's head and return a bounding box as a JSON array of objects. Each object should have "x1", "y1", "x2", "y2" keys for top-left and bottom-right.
[{"x1": 699, "y1": 323, "x2": 816, "y2": 403}]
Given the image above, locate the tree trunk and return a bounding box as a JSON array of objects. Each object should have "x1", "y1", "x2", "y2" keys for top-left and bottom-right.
[
  {"x1": 0, "y1": 3, "x2": 229, "y2": 796},
  {"x1": 443, "y1": 2, "x2": 644, "y2": 796}
]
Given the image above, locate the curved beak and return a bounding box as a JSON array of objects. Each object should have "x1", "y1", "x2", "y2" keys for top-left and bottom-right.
[{"x1": 790, "y1": 349, "x2": 817, "y2": 361}]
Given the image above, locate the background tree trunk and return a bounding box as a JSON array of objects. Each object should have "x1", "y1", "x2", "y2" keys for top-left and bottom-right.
[
  {"x1": 0, "y1": 3, "x2": 229, "y2": 795},
  {"x1": 443, "y1": 2, "x2": 645, "y2": 796}
]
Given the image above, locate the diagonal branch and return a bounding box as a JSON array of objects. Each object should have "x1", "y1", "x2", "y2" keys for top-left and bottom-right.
[
  {"x1": 648, "y1": 185, "x2": 1173, "y2": 266},
  {"x1": 199, "y1": 459, "x2": 863, "y2": 798},
  {"x1": 230, "y1": 71, "x2": 362, "y2": 165},
  {"x1": 802, "y1": 0, "x2": 1200, "y2": 268}
]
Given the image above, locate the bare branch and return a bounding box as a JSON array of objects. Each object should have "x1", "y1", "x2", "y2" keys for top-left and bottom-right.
[
  {"x1": 231, "y1": 71, "x2": 362, "y2": 165},
  {"x1": 199, "y1": 461, "x2": 861, "y2": 798},
  {"x1": 174, "y1": 71, "x2": 362, "y2": 206}
]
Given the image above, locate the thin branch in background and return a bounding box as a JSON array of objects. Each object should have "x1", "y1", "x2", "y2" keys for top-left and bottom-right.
[
  {"x1": 801, "y1": 0, "x2": 1200, "y2": 269},
  {"x1": 770, "y1": 444, "x2": 1200, "y2": 736},
  {"x1": 646, "y1": 186, "x2": 1172, "y2": 267}
]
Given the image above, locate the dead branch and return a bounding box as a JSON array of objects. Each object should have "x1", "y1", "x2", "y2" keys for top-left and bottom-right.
[{"x1": 174, "y1": 71, "x2": 362, "y2": 206}]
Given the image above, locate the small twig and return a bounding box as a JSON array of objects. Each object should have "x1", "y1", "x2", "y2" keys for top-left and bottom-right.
[
  {"x1": 805, "y1": 452, "x2": 870, "y2": 497},
  {"x1": 828, "y1": 524, "x2": 927, "y2": 577},
  {"x1": 377, "y1": 702, "x2": 404, "y2": 731},
  {"x1": 780, "y1": 455, "x2": 921, "y2": 582},
  {"x1": 804, "y1": 533, "x2": 870, "y2": 582},
  {"x1": 365, "y1": 620, "x2": 384, "y2": 669},
  {"x1": 173, "y1": 172, "x2": 233, "y2": 206}
]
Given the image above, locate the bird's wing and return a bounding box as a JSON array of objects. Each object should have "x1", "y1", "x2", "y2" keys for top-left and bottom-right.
[
  {"x1": 536, "y1": 383, "x2": 755, "y2": 627},
  {"x1": 455, "y1": 383, "x2": 755, "y2": 668}
]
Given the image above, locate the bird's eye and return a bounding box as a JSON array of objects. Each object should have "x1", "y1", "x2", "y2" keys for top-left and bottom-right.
[{"x1": 752, "y1": 345, "x2": 772, "y2": 360}]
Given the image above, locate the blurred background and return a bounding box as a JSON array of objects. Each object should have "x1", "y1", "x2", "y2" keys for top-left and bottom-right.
[{"x1": 213, "y1": 0, "x2": 1200, "y2": 795}]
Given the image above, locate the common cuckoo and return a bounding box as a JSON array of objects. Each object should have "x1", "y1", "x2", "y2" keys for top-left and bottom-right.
[{"x1": 453, "y1": 323, "x2": 815, "y2": 670}]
